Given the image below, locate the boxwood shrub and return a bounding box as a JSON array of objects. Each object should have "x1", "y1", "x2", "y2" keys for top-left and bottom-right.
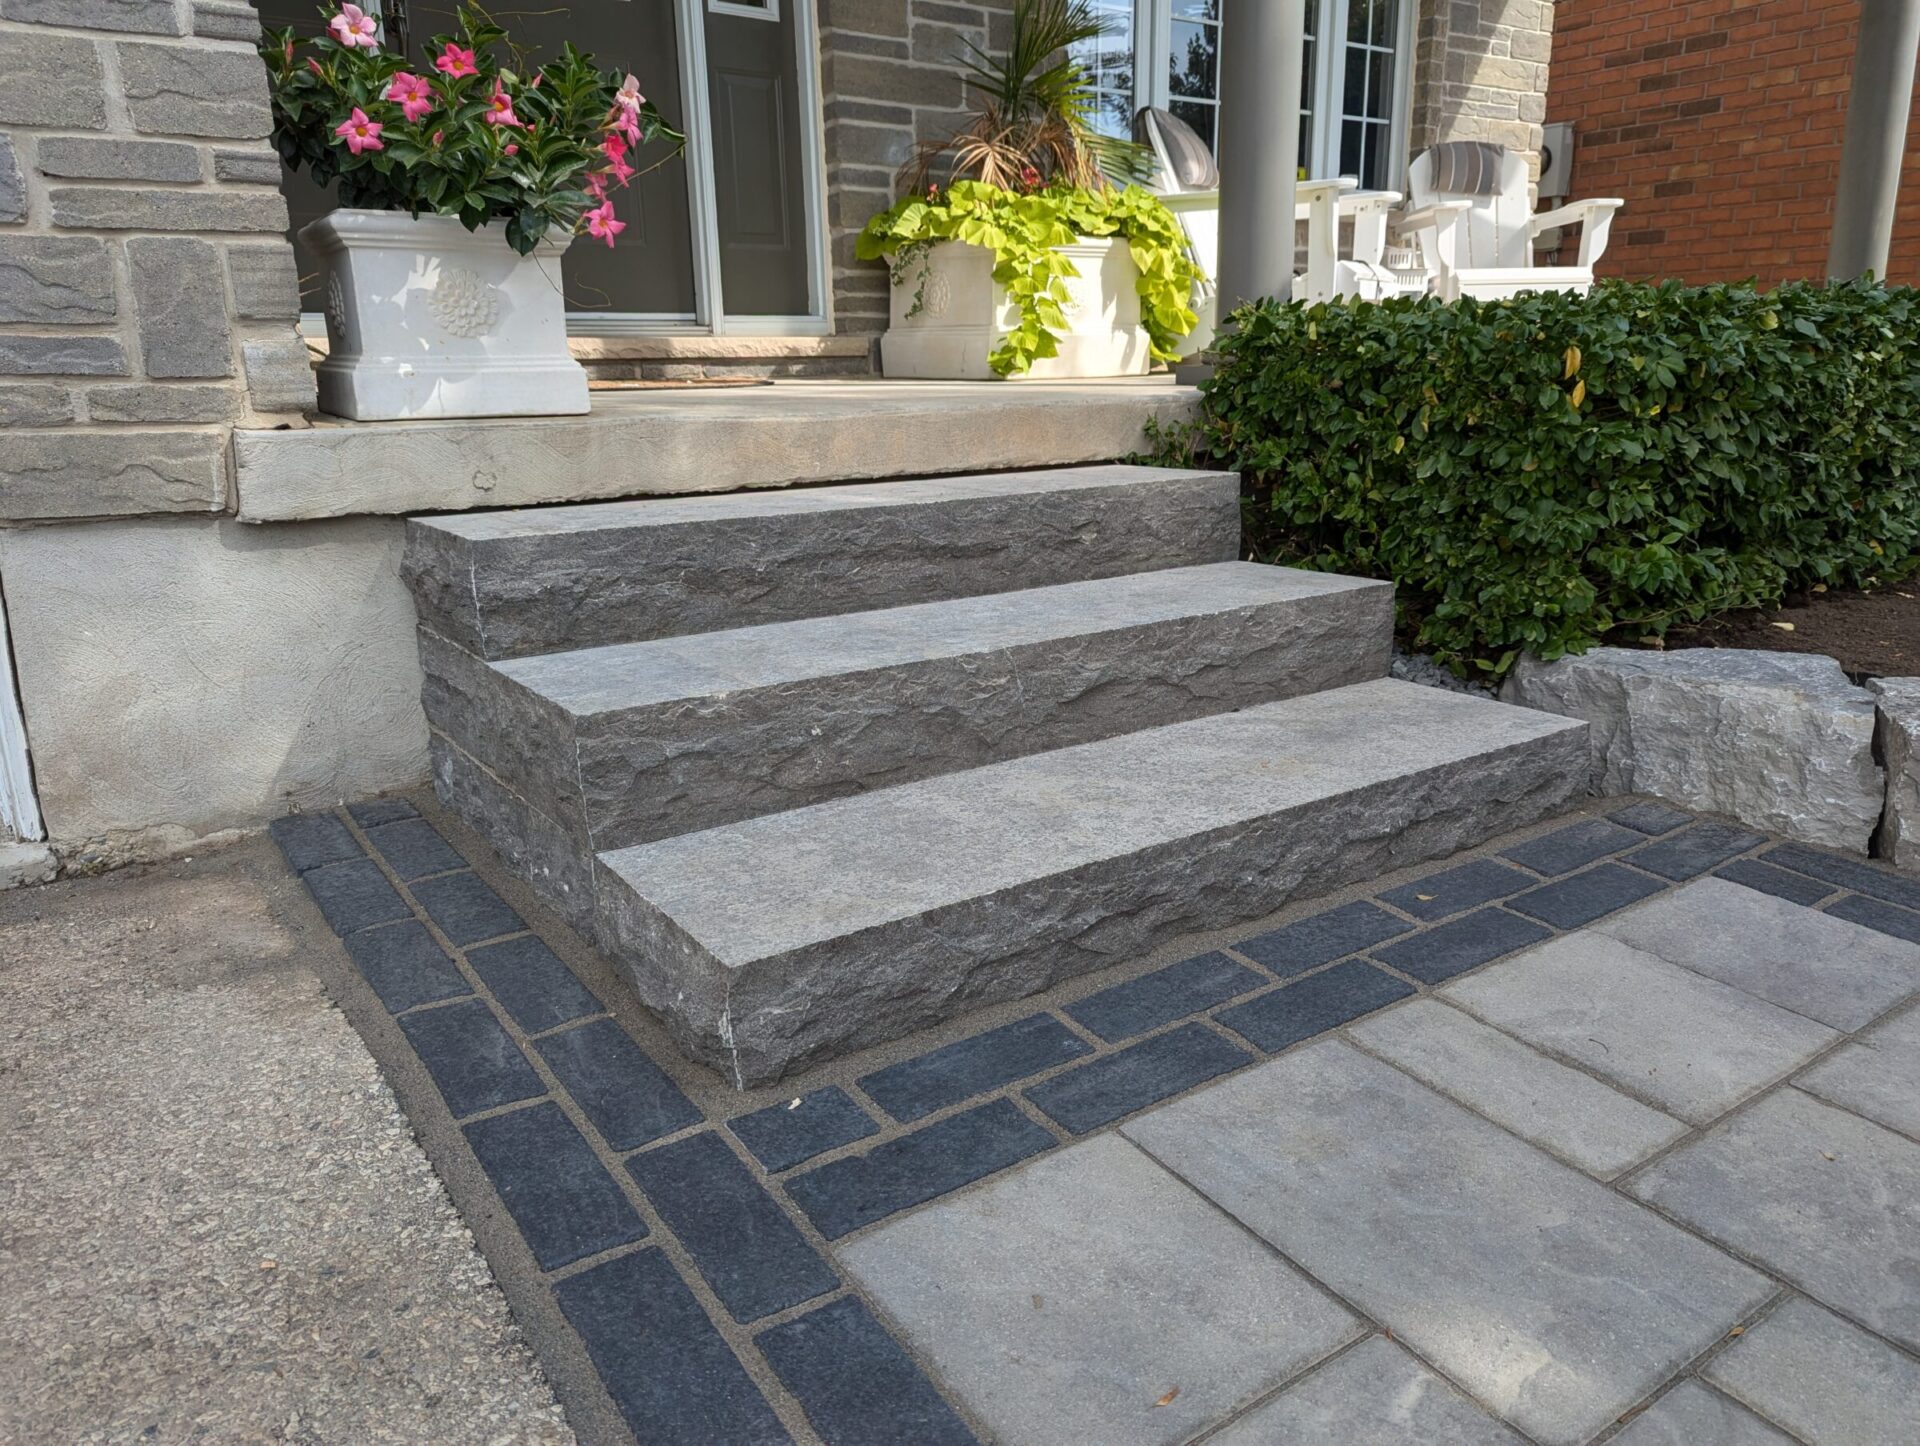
[{"x1": 1168, "y1": 279, "x2": 1920, "y2": 677}]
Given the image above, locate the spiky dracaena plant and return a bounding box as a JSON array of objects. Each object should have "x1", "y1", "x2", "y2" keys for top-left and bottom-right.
[{"x1": 901, "y1": 0, "x2": 1152, "y2": 194}]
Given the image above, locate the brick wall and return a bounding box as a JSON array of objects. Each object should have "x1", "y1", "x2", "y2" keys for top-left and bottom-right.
[
  {"x1": 1411, "y1": 0, "x2": 1555, "y2": 174},
  {"x1": 0, "y1": 0, "x2": 312, "y2": 523},
  {"x1": 818, "y1": 0, "x2": 1014, "y2": 336},
  {"x1": 1546, "y1": 0, "x2": 1920, "y2": 285}
]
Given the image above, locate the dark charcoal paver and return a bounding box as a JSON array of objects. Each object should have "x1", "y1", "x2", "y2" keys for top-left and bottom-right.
[
  {"x1": 1216, "y1": 960, "x2": 1414, "y2": 1054},
  {"x1": 536, "y1": 1017, "x2": 703, "y2": 1152},
  {"x1": 1767, "y1": 843, "x2": 1920, "y2": 912},
  {"x1": 758, "y1": 1296, "x2": 977, "y2": 1446},
  {"x1": 1379, "y1": 858, "x2": 1538, "y2": 921},
  {"x1": 1716, "y1": 858, "x2": 1838, "y2": 908},
  {"x1": 301, "y1": 857, "x2": 412, "y2": 935},
  {"x1": 1510, "y1": 863, "x2": 1666, "y2": 929},
  {"x1": 1372, "y1": 907, "x2": 1553, "y2": 985},
  {"x1": 1501, "y1": 819, "x2": 1644, "y2": 875},
  {"x1": 410, "y1": 871, "x2": 526, "y2": 947},
  {"x1": 364, "y1": 816, "x2": 468, "y2": 881},
  {"x1": 1610, "y1": 801, "x2": 1694, "y2": 836},
  {"x1": 343, "y1": 920, "x2": 470, "y2": 1013},
  {"x1": 1024, "y1": 1022, "x2": 1251, "y2": 1135},
  {"x1": 1827, "y1": 894, "x2": 1920, "y2": 946},
  {"x1": 467, "y1": 935, "x2": 601, "y2": 1034},
  {"x1": 785, "y1": 1099, "x2": 1054, "y2": 1240},
  {"x1": 1629, "y1": 822, "x2": 1766, "y2": 881},
  {"x1": 554, "y1": 1247, "x2": 791, "y2": 1445},
  {"x1": 858, "y1": 1014, "x2": 1090, "y2": 1123},
  {"x1": 1065, "y1": 951, "x2": 1265, "y2": 1042},
  {"x1": 1235, "y1": 901, "x2": 1413, "y2": 977},
  {"x1": 397, "y1": 998, "x2": 546, "y2": 1118},
  {"x1": 270, "y1": 813, "x2": 363, "y2": 873},
  {"x1": 628, "y1": 1132, "x2": 837, "y2": 1323},
  {"x1": 728, "y1": 1087, "x2": 879, "y2": 1173},
  {"x1": 464, "y1": 1102, "x2": 647, "y2": 1271},
  {"x1": 346, "y1": 797, "x2": 419, "y2": 827}
]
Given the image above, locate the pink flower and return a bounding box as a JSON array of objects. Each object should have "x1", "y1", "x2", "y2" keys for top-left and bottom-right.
[
  {"x1": 585, "y1": 199, "x2": 625, "y2": 248},
  {"x1": 600, "y1": 130, "x2": 628, "y2": 164},
  {"x1": 383, "y1": 71, "x2": 433, "y2": 123},
  {"x1": 328, "y1": 3, "x2": 379, "y2": 50},
  {"x1": 333, "y1": 106, "x2": 383, "y2": 155},
  {"x1": 434, "y1": 43, "x2": 477, "y2": 78},
  {"x1": 431, "y1": 128, "x2": 444, "y2": 146},
  {"x1": 307, "y1": 56, "x2": 323, "y2": 76},
  {"x1": 614, "y1": 73, "x2": 645, "y2": 111},
  {"x1": 606, "y1": 153, "x2": 635, "y2": 186},
  {"x1": 1020, "y1": 164, "x2": 1041, "y2": 190},
  {"x1": 611, "y1": 107, "x2": 640, "y2": 143},
  {"x1": 503, "y1": 143, "x2": 518, "y2": 156},
  {"x1": 483, "y1": 86, "x2": 521, "y2": 128},
  {"x1": 584, "y1": 171, "x2": 608, "y2": 200}
]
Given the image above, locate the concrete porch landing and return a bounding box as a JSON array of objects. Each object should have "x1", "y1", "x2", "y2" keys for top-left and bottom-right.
[{"x1": 229, "y1": 376, "x2": 1199, "y2": 523}]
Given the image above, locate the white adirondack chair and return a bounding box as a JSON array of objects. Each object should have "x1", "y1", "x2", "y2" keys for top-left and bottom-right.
[{"x1": 1396, "y1": 141, "x2": 1624, "y2": 302}]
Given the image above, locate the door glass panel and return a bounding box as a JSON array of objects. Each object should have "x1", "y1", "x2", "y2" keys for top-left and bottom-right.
[
  {"x1": 1073, "y1": 0, "x2": 1136, "y2": 138},
  {"x1": 704, "y1": 0, "x2": 810, "y2": 315},
  {"x1": 1168, "y1": 1, "x2": 1220, "y2": 157}
]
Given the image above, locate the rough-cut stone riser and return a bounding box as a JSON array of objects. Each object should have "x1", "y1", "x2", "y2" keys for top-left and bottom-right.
[
  {"x1": 429, "y1": 731, "x2": 599, "y2": 938},
  {"x1": 421, "y1": 586, "x2": 1395, "y2": 853},
  {"x1": 403, "y1": 474, "x2": 1240, "y2": 660},
  {"x1": 597, "y1": 728, "x2": 1589, "y2": 1085}
]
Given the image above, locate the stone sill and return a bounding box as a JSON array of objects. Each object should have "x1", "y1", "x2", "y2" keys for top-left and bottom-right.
[
  {"x1": 229, "y1": 376, "x2": 1201, "y2": 524},
  {"x1": 299, "y1": 334, "x2": 874, "y2": 362}
]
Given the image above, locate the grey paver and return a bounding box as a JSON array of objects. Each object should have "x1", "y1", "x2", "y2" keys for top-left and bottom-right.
[
  {"x1": 1596, "y1": 877, "x2": 1920, "y2": 1029},
  {"x1": 1631, "y1": 1087, "x2": 1920, "y2": 1352},
  {"x1": 1122, "y1": 1040, "x2": 1771, "y2": 1446},
  {"x1": 1796, "y1": 1001, "x2": 1920, "y2": 1140},
  {"x1": 1348, "y1": 997, "x2": 1688, "y2": 1177},
  {"x1": 1702, "y1": 1295, "x2": 1920, "y2": 1445},
  {"x1": 1442, "y1": 933, "x2": 1837, "y2": 1123},
  {"x1": 1611, "y1": 1380, "x2": 1792, "y2": 1445},
  {"x1": 1207, "y1": 1336, "x2": 1524, "y2": 1445},
  {"x1": 839, "y1": 1133, "x2": 1361, "y2": 1446}
]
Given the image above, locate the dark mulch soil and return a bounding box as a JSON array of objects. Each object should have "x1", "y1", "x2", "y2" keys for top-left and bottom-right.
[{"x1": 1652, "y1": 583, "x2": 1920, "y2": 680}]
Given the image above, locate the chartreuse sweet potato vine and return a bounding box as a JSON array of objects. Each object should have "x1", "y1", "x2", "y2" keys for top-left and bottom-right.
[
  {"x1": 1157, "y1": 279, "x2": 1920, "y2": 679},
  {"x1": 856, "y1": 180, "x2": 1201, "y2": 377}
]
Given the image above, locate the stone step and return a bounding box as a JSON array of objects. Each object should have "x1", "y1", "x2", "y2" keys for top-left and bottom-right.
[
  {"x1": 402, "y1": 464, "x2": 1239, "y2": 660},
  {"x1": 422, "y1": 563, "x2": 1394, "y2": 870},
  {"x1": 593, "y1": 680, "x2": 1588, "y2": 1086}
]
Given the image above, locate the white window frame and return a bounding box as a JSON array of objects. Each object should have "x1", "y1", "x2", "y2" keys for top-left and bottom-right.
[
  {"x1": 1130, "y1": 0, "x2": 1415, "y2": 191},
  {"x1": 708, "y1": 0, "x2": 779, "y2": 20}
]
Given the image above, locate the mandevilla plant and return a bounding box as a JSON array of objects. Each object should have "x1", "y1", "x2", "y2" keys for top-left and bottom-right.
[
  {"x1": 858, "y1": 179, "x2": 1201, "y2": 376},
  {"x1": 260, "y1": 4, "x2": 683, "y2": 255}
]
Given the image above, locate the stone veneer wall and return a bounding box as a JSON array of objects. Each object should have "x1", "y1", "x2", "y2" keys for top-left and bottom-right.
[
  {"x1": 817, "y1": 0, "x2": 1015, "y2": 337},
  {"x1": 1410, "y1": 0, "x2": 1553, "y2": 175},
  {"x1": 0, "y1": 0, "x2": 313, "y2": 523}
]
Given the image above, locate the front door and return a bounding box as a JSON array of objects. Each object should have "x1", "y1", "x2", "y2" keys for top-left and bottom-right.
[{"x1": 260, "y1": 0, "x2": 822, "y2": 331}]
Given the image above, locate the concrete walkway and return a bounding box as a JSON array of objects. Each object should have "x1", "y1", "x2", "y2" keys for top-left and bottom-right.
[{"x1": 0, "y1": 838, "x2": 569, "y2": 1444}]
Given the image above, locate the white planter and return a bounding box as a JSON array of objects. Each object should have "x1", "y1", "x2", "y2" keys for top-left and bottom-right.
[
  {"x1": 879, "y1": 236, "x2": 1152, "y2": 381},
  {"x1": 301, "y1": 209, "x2": 588, "y2": 421}
]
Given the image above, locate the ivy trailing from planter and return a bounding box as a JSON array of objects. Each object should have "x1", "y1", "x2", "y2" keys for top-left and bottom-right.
[{"x1": 857, "y1": 180, "x2": 1201, "y2": 377}]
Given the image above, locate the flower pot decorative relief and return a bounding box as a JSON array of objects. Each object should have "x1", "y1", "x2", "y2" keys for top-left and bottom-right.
[
  {"x1": 879, "y1": 236, "x2": 1152, "y2": 381},
  {"x1": 303, "y1": 208, "x2": 589, "y2": 421}
]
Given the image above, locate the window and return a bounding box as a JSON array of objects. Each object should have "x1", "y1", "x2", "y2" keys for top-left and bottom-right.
[{"x1": 1084, "y1": 1, "x2": 1411, "y2": 191}]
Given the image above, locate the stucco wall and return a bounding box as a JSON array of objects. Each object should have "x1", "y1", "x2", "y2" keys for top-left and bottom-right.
[{"x1": 0, "y1": 515, "x2": 428, "y2": 859}]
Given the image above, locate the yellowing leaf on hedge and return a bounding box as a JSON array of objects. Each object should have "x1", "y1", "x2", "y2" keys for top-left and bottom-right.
[
  {"x1": 1563, "y1": 345, "x2": 1582, "y2": 379},
  {"x1": 1523, "y1": 455, "x2": 1538, "y2": 472},
  {"x1": 1872, "y1": 540, "x2": 1885, "y2": 554},
  {"x1": 1391, "y1": 434, "x2": 1405, "y2": 453},
  {"x1": 1570, "y1": 379, "x2": 1587, "y2": 408}
]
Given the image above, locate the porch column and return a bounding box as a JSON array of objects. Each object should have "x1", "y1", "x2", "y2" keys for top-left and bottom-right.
[
  {"x1": 1829, "y1": 0, "x2": 1920, "y2": 279},
  {"x1": 1215, "y1": 0, "x2": 1306, "y2": 315}
]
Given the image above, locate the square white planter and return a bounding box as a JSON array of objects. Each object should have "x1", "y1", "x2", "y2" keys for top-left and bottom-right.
[
  {"x1": 879, "y1": 236, "x2": 1153, "y2": 381},
  {"x1": 302, "y1": 209, "x2": 589, "y2": 421}
]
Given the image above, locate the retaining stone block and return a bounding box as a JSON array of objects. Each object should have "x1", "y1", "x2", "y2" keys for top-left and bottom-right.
[
  {"x1": 1870, "y1": 677, "x2": 1920, "y2": 873},
  {"x1": 242, "y1": 336, "x2": 315, "y2": 412},
  {"x1": 0, "y1": 384, "x2": 74, "y2": 427},
  {"x1": 226, "y1": 244, "x2": 302, "y2": 319},
  {"x1": 211, "y1": 147, "x2": 283, "y2": 184},
  {"x1": 0, "y1": 33, "x2": 107, "y2": 129},
  {"x1": 128, "y1": 236, "x2": 233, "y2": 377},
  {"x1": 84, "y1": 383, "x2": 235, "y2": 423},
  {"x1": 190, "y1": 0, "x2": 259, "y2": 40},
  {"x1": 2, "y1": 428, "x2": 223, "y2": 519},
  {"x1": 0, "y1": 236, "x2": 116, "y2": 325},
  {"x1": 36, "y1": 135, "x2": 200, "y2": 181},
  {"x1": 0, "y1": 135, "x2": 23, "y2": 221},
  {"x1": 2, "y1": 0, "x2": 181, "y2": 32},
  {"x1": 116, "y1": 42, "x2": 272, "y2": 138}
]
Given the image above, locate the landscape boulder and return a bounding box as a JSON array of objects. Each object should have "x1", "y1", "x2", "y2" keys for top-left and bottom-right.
[
  {"x1": 1870, "y1": 677, "x2": 1920, "y2": 872},
  {"x1": 1503, "y1": 648, "x2": 1882, "y2": 852}
]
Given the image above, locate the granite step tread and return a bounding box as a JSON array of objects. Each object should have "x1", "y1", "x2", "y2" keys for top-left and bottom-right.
[
  {"x1": 593, "y1": 679, "x2": 1589, "y2": 1084},
  {"x1": 402, "y1": 463, "x2": 1240, "y2": 659},
  {"x1": 422, "y1": 562, "x2": 1394, "y2": 856}
]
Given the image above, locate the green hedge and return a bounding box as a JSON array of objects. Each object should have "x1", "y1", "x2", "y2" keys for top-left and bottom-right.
[{"x1": 1168, "y1": 279, "x2": 1920, "y2": 677}]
